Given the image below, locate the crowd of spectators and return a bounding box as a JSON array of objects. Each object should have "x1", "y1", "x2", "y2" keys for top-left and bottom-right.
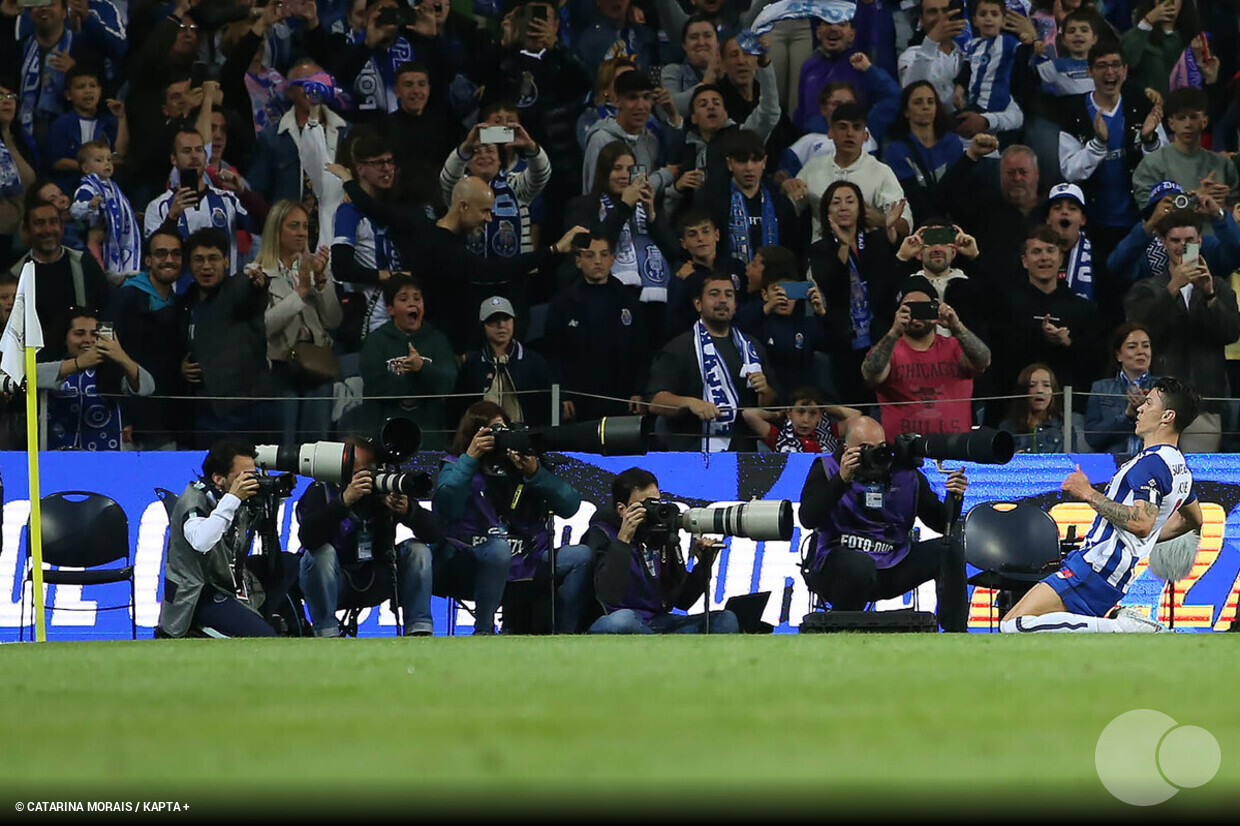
[{"x1": 2, "y1": 0, "x2": 1240, "y2": 455}]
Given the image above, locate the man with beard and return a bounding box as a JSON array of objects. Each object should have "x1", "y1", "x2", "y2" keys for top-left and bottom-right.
[
  {"x1": 109, "y1": 226, "x2": 188, "y2": 449},
  {"x1": 359, "y1": 273, "x2": 458, "y2": 448},
  {"x1": 861, "y1": 275, "x2": 991, "y2": 441},
  {"x1": 8, "y1": 187, "x2": 108, "y2": 344},
  {"x1": 795, "y1": 6, "x2": 868, "y2": 131},
  {"x1": 892, "y1": 218, "x2": 985, "y2": 335},
  {"x1": 647, "y1": 271, "x2": 775, "y2": 452}
]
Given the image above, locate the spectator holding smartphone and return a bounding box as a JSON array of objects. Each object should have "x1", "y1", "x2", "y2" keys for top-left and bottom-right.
[{"x1": 862, "y1": 275, "x2": 991, "y2": 442}]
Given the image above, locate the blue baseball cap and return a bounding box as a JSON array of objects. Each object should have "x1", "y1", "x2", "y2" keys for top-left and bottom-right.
[{"x1": 1145, "y1": 181, "x2": 1184, "y2": 213}]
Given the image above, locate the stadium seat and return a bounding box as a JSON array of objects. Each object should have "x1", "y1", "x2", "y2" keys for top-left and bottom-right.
[
  {"x1": 20, "y1": 491, "x2": 134, "y2": 640},
  {"x1": 958, "y1": 502, "x2": 1074, "y2": 629}
]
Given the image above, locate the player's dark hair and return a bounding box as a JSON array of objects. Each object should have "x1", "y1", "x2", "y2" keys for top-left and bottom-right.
[{"x1": 1153, "y1": 376, "x2": 1199, "y2": 434}]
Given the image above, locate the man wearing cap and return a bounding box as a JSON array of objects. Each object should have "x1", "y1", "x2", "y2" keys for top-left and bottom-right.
[
  {"x1": 1106, "y1": 181, "x2": 1240, "y2": 289},
  {"x1": 296, "y1": 434, "x2": 445, "y2": 637},
  {"x1": 861, "y1": 275, "x2": 991, "y2": 441},
  {"x1": 359, "y1": 273, "x2": 459, "y2": 449},
  {"x1": 1056, "y1": 43, "x2": 1166, "y2": 260},
  {"x1": 581, "y1": 69, "x2": 683, "y2": 198},
  {"x1": 455, "y1": 296, "x2": 555, "y2": 427},
  {"x1": 1044, "y1": 183, "x2": 1101, "y2": 304}
]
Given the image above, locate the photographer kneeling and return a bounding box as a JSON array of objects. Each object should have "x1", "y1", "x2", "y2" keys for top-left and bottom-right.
[
  {"x1": 157, "y1": 441, "x2": 299, "y2": 638},
  {"x1": 434, "y1": 402, "x2": 593, "y2": 635},
  {"x1": 584, "y1": 468, "x2": 739, "y2": 634},
  {"x1": 297, "y1": 436, "x2": 444, "y2": 637},
  {"x1": 798, "y1": 416, "x2": 968, "y2": 632}
]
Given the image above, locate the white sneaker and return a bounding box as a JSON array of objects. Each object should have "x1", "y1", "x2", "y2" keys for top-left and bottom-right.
[{"x1": 1115, "y1": 607, "x2": 1166, "y2": 633}]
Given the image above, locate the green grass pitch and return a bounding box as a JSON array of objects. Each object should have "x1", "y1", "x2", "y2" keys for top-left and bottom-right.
[{"x1": 1, "y1": 635, "x2": 1237, "y2": 819}]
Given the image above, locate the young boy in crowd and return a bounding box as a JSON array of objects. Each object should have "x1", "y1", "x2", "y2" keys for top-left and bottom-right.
[
  {"x1": 742, "y1": 385, "x2": 860, "y2": 453},
  {"x1": 1034, "y1": 8, "x2": 1102, "y2": 98},
  {"x1": 44, "y1": 66, "x2": 128, "y2": 193},
  {"x1": 69, "y1": 140, "x2": 141, "y2": 285},
  {"x1": 953, "y1": 0, "x2": 1025, "y2": 138}
]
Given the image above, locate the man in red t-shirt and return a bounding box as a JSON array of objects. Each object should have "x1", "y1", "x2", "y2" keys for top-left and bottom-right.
[{"x1": 861, "y1": 276, "x2": 992, "y2": 441}]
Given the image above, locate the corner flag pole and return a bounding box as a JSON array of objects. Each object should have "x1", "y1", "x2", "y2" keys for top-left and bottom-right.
[
  {"x1": 2, "y1": 261, "x2": 47, "y2": 642},
  {"x1": 24, "y1": 345, "x2": 46, "y2": 642}
]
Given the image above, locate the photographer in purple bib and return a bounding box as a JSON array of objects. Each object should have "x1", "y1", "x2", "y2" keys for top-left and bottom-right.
[
  {"x1": 583, "y1": 467, "x2": 738, "y2": 635},
  {"x1": 432, "y1": 401, "x2": 593, "y2": 635},
  {"x1": 798, "y1": 416, "x2": 970, "y2": 632}
]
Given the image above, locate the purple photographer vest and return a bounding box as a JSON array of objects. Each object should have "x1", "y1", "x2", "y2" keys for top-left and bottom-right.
[
  {"x1": 441, "y1": 455, "x2": 551, "y2": 581},
  {"x1": 809, "y1": 454, "x2": 919, "y2": 572},
  {"x1": 589, "y1": 515, "x2": 669, "y2": 622}
]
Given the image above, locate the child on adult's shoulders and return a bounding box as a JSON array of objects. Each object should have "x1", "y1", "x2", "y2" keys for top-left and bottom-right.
[{"x1": 742, "y1": 386, "x2": 861, "y2": 453}]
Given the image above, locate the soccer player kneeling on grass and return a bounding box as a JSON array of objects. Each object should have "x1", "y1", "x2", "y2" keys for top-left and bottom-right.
[
  {"x1": 1002, "y1": 377, "x2": 1203, "y2": 633},
  {"x1": 583, "y1": 467, "x2": 739, "y2": 634}
]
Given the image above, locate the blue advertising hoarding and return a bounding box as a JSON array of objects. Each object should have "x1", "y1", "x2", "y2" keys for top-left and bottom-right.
[{"x1": 2, "y1": 450, "x2": 1238, "y2": 639}]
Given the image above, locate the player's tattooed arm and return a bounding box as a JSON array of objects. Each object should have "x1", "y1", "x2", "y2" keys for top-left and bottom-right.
[{"x1": 1089, "y1": 492, "x2": 1160, "y2": 537}]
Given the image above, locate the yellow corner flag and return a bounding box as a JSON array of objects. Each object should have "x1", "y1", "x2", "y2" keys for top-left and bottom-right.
[{"x1": 0, "y1": 262, "x2": 47, "y2": 641}]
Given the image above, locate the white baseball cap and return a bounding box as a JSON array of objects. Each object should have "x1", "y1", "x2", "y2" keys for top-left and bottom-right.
[{"x1": 1047, "y1": 183, "x2": 1086, "y2": 208}]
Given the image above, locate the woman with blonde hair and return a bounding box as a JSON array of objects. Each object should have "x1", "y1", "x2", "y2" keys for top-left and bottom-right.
[{"x1": 250, "y1": 199, "x2": 342, "y2": 442}]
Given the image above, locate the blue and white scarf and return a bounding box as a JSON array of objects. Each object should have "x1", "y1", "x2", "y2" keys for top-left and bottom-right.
[
  {"x1": 355, "y1": 37, "x2": 415, "y2": 112},
  {"x1": 1145, "y1": 236, "x2": 1170, "y2": 280},
  {"x1": 844, "y1": 231, "x2": 871, "y2": 350},
  {"x1": 0, "y1": 139, "x2": 21, "y2": 197},
  {"x1": 20, "y1": 27, "x2": 73, "y2": 146},
  {"x1": 737, "y1": 0, "x2": 855, "y2": 54},
  {"x1": 728, "y1": 180, "x2": 780, "y2": 266},
  {"x1": 600, "y1": 194, "x2": 669, "y2": 303},
  {"x1": 1062, "y1": 233, "x2": 1093, "y2": 301},
  {"x1": 74, "y1": 174, "x2": 140, "y2": 277},
  {"x1": 692, "y1": 319, "x2": 763, "y2": 452}
]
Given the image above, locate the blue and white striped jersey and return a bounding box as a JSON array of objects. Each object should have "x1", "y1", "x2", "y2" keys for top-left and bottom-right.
[
  {"x1": 1081, "y1": 444, "x2": 1195, "y2": 593},
  {"x1": 962, "y1": 33, "x2": 1020, "y2": 114}
]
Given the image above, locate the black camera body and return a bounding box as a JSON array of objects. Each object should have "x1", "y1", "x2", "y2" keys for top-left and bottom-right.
[
  {"x1": 1172, "y1": 192, "x2": 1199, "y2": 211},
  {"x1": 638, "y1": 498, "x2": 681, "y2": 545},
  {"x1": 855, "y1": 428, "x2": 1016, "y2": 480},
  {"x1": 247, "y1": 471, "x2": 297, "y2": 508}
]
